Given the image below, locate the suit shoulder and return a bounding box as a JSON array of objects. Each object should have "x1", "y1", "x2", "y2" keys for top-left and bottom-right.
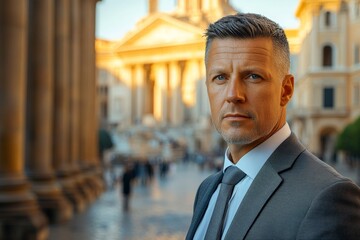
[{"x1": 294, "y1": 150, "x2": 355, "y2": 186}]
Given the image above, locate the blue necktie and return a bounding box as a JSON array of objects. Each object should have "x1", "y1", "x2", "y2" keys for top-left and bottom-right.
[{"x1": 205, "y1": 166, "x2": 246, "y2": 240}]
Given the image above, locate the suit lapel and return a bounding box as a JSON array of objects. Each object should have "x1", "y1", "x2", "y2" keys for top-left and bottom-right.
[
  {"x1": 225, "y1": 162, "x2": 282, "y2": 240},
  {"x1": 186, "y1": 171, "x2": 223, "y2": 240},
  {"x1": 225, "y1": 133, "x2": 306, "y2": 240}
]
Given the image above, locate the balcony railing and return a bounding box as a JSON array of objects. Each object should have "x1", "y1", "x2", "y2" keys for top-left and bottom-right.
[{"x1": 288, "y1": 107, "x2": 349, "y2": 119}]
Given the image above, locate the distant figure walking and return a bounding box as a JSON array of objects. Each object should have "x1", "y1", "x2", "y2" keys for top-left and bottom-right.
[
  {"x1": 145, "y1": 160, "x2": 154, "y2": 183},
  {"x1": 121, "y1": 164, "x2": 133, "y2": 211}
]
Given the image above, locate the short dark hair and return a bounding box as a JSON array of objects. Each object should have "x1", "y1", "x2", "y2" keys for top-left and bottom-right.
[{"x1": 205, "y1": 13, "x2": 290, "y2": 73}]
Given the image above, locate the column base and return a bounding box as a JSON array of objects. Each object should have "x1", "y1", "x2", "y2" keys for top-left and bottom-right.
[
  {"x1": 0, "y1": 179, "x2": 49, "y2": 240},
  {"x1": 85, "y1": 169, "x2": 105, "y2": 198},
  {"x1": 76, "y1": 175, "x2": 96, "y2": 204},
  {"x1": 61, "y1": 178, "x2": 87, "y2": 213},
  {"x1": 82, "y1": 174, "x2": 101, "y2": 200},
  {"x1": 30, "y1": 174, "x2": 74, "y2": 223},
  {"x1": 36, "y1": 192, "x2": 73, "y2": 223},
  {"x1": 0, "y1": 208, "x2": 48, "y2": 240}
]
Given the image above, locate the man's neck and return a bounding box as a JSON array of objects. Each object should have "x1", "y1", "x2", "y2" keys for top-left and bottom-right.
[{"x1": 228, "y1": 122, "x2": 289, "y2": 164}]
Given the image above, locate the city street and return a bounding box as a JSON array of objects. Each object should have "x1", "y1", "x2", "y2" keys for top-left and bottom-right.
[
  {"x1": 48, "y1": 158, "x2": 359, "y2": 240},
  {"x1": 48, "y1": 162, "x2": 213, "y2": 240}
]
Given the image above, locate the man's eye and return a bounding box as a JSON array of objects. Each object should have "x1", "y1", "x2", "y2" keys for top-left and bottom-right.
[
  {"x1": 249, "y1": 74, "x2": 261, "y2": 80},
  {"x1": 214, "y1": 75, "x2": 226, "y2": 81}
]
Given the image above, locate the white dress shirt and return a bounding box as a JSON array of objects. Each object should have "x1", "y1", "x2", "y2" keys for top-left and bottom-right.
[{"x1": 193, "y1": 123, "x2": 291, "y2": 240}]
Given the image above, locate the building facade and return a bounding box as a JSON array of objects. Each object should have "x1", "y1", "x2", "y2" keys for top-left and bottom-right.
[
  {"x1": 289, "y1": 0, "x2": 360, "y2": 161},
  {"x1": 96, "y1": 0, "x2": 238, "y2": 155}
]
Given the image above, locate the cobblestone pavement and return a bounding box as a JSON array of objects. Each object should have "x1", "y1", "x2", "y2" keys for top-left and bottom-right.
[
  {"x1": 48, "y1": 159, "x2": 359, "y2": 240},
  {"x1": 49, "y1": 162, "x2": 213, "y2": 240}
]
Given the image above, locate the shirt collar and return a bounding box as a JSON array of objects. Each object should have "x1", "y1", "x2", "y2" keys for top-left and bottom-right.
[{"x1": 223, "y1": 122, "x2": 291, "y2": 179}]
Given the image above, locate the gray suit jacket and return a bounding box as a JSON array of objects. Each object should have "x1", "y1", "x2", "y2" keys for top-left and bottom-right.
[{"x1": 186, "y1": 133, "x2": 360, "y2": 240}]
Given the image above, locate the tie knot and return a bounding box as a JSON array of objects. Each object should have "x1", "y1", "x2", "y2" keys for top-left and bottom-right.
[{"x1": 222, "y1": 166, "x2": 245, "y2": 185}]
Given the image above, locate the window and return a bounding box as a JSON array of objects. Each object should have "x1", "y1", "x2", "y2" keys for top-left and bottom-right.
[
  {"x1": 323, "y1": 87, "x2": 334, "y2": 108},
  {"x1": 323, "y1": 45, "x2": 333, "y2": 67},
  {"x1": 325, "y1": 11, "x2": 332, "y2": 26}
]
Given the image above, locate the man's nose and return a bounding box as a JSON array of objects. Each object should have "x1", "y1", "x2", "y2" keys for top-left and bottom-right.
[{"x1": 225, "y1": 79, "x2": 246, "y2": 103}]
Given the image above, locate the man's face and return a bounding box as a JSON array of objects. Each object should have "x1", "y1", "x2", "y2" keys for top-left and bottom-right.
[{"x1": 206, "y1": 37, "x2": 293, "y2": 153}]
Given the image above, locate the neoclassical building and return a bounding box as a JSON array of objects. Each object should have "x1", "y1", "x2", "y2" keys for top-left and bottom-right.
[
  {"x1": 96, "y1": 0, "x2": 237, "y2": 127},
  {"x1": 96, "y1": 0, "x2": 240, "y2": 154},
  {"x1": 96, "y1": 0, "x2": 360, "y2": 159}
]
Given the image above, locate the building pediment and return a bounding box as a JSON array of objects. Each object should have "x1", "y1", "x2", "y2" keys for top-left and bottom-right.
[{"x1": 115, "y1": 13, "x2": 205, "y2": 51}]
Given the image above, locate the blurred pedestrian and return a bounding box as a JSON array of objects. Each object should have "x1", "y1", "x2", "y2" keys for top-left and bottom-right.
[
  {"x1": 145, "y1": 160, "x2": 154, "y2": 183},
  {"x1": 121, "y1": 163, "x2": 133, "y2": 211},
  {"x1": 159, "y1": 160, "x2": 169, "y2": 178}
]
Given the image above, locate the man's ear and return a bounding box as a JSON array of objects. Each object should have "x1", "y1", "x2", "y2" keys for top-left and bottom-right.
[{"x1": 280, "y1": 74, "x2": 294, "y2": 106}]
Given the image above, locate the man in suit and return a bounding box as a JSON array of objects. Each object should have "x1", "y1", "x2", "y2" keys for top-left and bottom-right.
[{"x1": 186, "y1": 13, "x2": 360, "y2": 240}]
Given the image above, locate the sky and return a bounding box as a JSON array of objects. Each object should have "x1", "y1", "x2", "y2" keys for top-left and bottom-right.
[{"x1": 96, "y1": 0, "x2": 300, "y2": 41}]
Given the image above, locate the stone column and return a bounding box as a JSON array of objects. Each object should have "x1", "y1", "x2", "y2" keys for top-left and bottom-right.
[
  {"x1": 0, "y1": 1, "x2": 48, "y2": 239},
  {"x1": 119, "y1": 66, "x2": 133, "y2": 126},
  {"x1": 89, "y1": 0, "x2": 102, "y2": 194},
  {"x1": 79, "y1": 0, "x2": 103, "y2": 197},
  {"x1": 177, "y1": 0, "x2": 187, "y2": 14},
  {"x1": 195, "y1": 59, "x2": 208, "y2": 120},
  {"x1": 201, "y1": 0, "x2": 211, "y2": 12},
  {"x1": 79, "y1": 3, "x2": 93, "y2": 198},
  {"x1": 134, "y1": 64, "x2": 145, "y2": 123},
  {"x1": 143, "y1": 64, "x2": 153, "y2": 118},
  {"x1": 69, "y1": 0, "x2": 93, "y2": 206},
  {"x1": 169, "y1": 61, "x2": 183, "y2": 125},
  {"x1": 26, "y1": 0, "x2": 73, "y2": 223},
  {"x1": 53, "y1": 0, "x2": 70, "y2": 178},
  {"x1": 188, "y1": 0, "x2": 201, "y2": 22},
  {"x1": 53, "y1": 0, "x2": 86, "y2": 211},
  {"x1": 80, "y1": 0, "x2": 94, "y2": 190},
  {"x1": 182, "y1": 60, "x2": 199, "y2": 122},
  {"x1": 70, "y1": 0, "x2": 81, "y2": 169},
  {"x1": 153, "y1": 63, "x2": 168, "y2": 124}
]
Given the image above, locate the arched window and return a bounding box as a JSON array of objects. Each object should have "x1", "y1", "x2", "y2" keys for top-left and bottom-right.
[
  {"x1": 323, "y1": 45, "x2": 333, "y2": 67},
  {"x1": 325, "y1": 11, "x2": 332, "y2": 26}
]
